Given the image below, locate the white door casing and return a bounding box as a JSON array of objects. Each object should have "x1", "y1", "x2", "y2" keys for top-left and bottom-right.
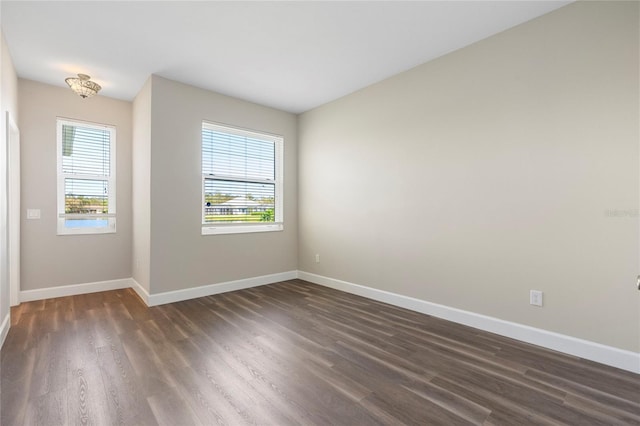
[{"x1": 7, "y1": 112, "x2": 20, "y2": 306}]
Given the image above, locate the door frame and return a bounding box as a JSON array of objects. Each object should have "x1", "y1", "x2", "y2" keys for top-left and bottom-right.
[{"x1": 7, "y1": 111, "x2": 20, "y2": 306}]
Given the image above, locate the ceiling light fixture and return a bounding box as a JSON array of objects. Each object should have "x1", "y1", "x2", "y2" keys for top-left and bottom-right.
[{"x1": 65, "y1": 73, "x2": 101, "y2": 98}]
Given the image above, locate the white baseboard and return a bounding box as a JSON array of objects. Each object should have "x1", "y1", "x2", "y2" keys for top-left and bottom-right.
[
  {"x1": 298, "y1": 271, "x2": 640, "y2": 374},
  {"x1": 134, "y1": 270, "x2": 298, "y2": 307},
  {"x1": 13, "y1": 270, "x2": 638, "y2": 373},
  {"x1": 19, "y1": 278, "x2": 132, "y2": 303},
  {"x1": 130, "y1": 278, "x2": 151, "y2": 305},
  {"x1": 0, "y1": 313, "x2": 10, "y2": 349}
]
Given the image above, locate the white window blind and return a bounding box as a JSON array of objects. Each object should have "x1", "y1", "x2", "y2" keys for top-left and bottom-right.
[
  {"x1": 57, "y1": 118, "x2": 116, "y2": 235},
  {"x1": 202, "y1": 122, "x2": 283, "y2": 235}
]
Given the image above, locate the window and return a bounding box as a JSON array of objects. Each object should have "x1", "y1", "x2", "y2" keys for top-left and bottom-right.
[
  {"x1": 202, "y1": 121, "x2": 283, "y2": 235},
  {"x1": 57, "y1": 118, "x2": 116, "y2": 235}
]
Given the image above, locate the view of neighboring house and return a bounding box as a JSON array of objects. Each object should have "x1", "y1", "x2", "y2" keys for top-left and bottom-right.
[{"x1": 205, "y1": 196, "x2": 273, "y2": 216}]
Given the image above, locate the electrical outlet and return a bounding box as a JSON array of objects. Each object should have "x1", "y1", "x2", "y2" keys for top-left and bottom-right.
[
  {"x1": 530, "y1": 290, "x2": 543, "y2": 307},
  {"x1": 315, "y1": 254, "x2": 320, "y2": 263},
  {"x1": 26, "y1": 209, "x2": 40, "y2": 219}
]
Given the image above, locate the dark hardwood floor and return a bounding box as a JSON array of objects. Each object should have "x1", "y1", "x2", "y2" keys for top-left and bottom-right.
[{"x1": 1, "y1": 279, "x2": 639, "y2": 425}]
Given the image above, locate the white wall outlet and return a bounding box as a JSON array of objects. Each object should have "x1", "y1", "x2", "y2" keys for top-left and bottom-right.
[
  {"x1": 315, "y1": 254, "x2": 320, "y2": 263},
  {"x1": 530, "y1": 290, "x2": 543, "y2": 307},
  {"x1": 26, "y1": 209, "x2": 40, "y2": 219}
]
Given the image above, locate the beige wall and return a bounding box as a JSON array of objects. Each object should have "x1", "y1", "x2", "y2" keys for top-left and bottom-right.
[
  {"x1": 298, "y1": 1, "x2": 640, "y2": 352},
  {"x1": 1, "y1": 31, "x2": 18, "y2": 324},
  {"x1": 132, "y1": 77, "x2": 151, "y2": 292},
  {"x1": 19, "y1": 79, "x2": 132, "y2": 290},
  {"x1": 146, "y1": 76, "x2": 298, "y2": 294}
]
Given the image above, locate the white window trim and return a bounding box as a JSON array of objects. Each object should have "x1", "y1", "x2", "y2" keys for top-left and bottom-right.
[
  {"x1": 201, "y1": 121, "x2": 284, "y2": 236},
  {"x1": 56, "y1": 118, "x2": 116, "y2": 235}
]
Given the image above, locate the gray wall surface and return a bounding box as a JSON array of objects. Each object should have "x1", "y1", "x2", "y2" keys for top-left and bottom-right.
[
  {"x1": 146, "y1": 76, "x2": 298, "y2": 294},
  {"x1": 19, "y1": 79, "x2": 132, "y2": 290},
  {"x1": 298, "y1": 1, "x2": 640, "y2": 352},
  {"x1": 132, "y1": 77, "x2": 152, "y2": 292}
]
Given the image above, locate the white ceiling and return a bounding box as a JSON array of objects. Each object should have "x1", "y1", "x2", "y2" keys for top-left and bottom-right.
[{"x1": 1, "y1": 1, "x2": 571, "y2": 114}]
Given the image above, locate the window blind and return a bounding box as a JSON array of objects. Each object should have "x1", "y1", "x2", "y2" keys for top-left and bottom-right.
[
  {"x1": 62, "y1": 124, "x2": 110, "y2": 176},
  {"x1": 202, "y1": 123, "x2": 281, "y2": 227},
  {"x1": 57, "y1": 118, "x2": 116, "y2": 234},
  {"x1": 61, "y1": 123, "x2": 112, "y2": 214},
  {"x1": 202, "y1": 129, "x2": 275, "y2": 180}
]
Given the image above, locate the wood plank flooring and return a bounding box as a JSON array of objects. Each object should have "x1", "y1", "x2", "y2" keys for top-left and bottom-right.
[{"x1": 2, "y1": 279, "x2": 639, "y2": 425}]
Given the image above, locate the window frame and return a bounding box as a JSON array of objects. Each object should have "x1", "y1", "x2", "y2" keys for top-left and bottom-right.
[
  {"x1": 56, "y1": 118, "x2": 117, "y2": 235},
  {"x1": 201, "y1": 121, "x2": 284, "y2": 236}
]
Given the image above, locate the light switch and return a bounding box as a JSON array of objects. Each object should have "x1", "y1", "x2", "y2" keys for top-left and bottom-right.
[{"x1": 27, "y1": 209, "x2": 40, "y2": 219}]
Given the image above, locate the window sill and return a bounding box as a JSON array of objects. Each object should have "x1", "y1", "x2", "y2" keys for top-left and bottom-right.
[
  {"x1": 57, "y1": 227, "x2": 116, "y2": 236},
  {"x1": 202, "y1": 223, "x2": 283, "y2": 235}
]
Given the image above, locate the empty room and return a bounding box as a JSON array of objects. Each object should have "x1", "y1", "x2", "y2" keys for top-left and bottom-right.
[{"x1": 1, "y1": 1, "x2": 639, "y2": 424}]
